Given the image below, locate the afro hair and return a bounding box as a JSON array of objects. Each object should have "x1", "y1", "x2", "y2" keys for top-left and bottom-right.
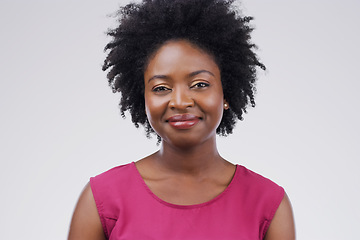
[{"x1": 103, "y1": 0, "x2": 265, "y2": 139}]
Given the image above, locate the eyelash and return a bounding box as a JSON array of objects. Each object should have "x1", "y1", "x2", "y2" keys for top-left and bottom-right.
[
  {"x1": 191, "y1": 82, "x2": 210, "y2": 89},
  {"x1": 152, "y1": 82, "x2": 210, "y2": 92},
  {"x1": 152, "y1": 86, "x2": 171, "y2": 92}
]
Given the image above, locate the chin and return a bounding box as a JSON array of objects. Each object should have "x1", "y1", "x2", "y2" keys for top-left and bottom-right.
[{"x1": 162, "y1": 133, "x2": 215, "y2": 150}]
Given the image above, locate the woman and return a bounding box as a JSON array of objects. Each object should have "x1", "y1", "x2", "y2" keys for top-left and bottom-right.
[{"x1": 68, "y1": 0, "x2": 295, "y2": 239}]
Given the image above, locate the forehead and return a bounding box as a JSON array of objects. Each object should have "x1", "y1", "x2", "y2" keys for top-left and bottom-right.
[{"x1": 144, "y1": 40, "x2": 220, "y2": 76}]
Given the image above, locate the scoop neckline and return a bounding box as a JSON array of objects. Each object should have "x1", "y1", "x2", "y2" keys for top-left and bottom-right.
[{"x1": 131, "y1": 161, "x2": 239, "y2": 209}]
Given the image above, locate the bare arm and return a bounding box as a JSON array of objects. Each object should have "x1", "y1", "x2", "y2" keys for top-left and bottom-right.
[
  {"x1": 68, "y1": 183, "x2": 106, "y2": 240},
  {"x1": 264, "y1": 193, "x2": 296, "y2": 240}
]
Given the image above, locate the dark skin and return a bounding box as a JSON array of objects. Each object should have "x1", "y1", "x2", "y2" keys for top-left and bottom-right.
[
  {"x1": 139, "y1": 40, "x2": 235, "y2": 205},
  {"x1": 68, "y1": 40, "x2": 295, "y2": 240}
]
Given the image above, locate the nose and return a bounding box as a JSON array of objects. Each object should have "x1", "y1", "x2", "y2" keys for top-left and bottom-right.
[{"x1": 168, "y1": 87, "x2": 194, "y2": 110}]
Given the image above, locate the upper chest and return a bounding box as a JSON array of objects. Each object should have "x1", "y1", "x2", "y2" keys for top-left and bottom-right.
[{"x1": 143, "y1": 175, "x2": 230, "y2": 205}]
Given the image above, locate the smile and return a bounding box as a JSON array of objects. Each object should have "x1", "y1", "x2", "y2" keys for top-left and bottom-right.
[{"x1": 166, "y1": 114, "x2": 201, "y2": 130}]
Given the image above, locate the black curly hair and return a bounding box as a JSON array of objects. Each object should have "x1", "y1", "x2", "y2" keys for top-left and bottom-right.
[{"x1": 103, "y1": 0, "x2": 265, "y2": 139}]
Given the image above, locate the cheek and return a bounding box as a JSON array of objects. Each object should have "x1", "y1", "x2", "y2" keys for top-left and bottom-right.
[
  {"x1": 144, "y1": 94, "x2": 167, "y2": 123},
  {"x1": 202, "y1": 89, "x2": 224, "y2": 112},
  {"x1": 200, "y1": 90, "x2": 224, "y2": 125}
]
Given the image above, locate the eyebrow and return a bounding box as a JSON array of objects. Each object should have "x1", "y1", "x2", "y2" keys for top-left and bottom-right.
[
  {"x1": 147, "y1": 75, "x2": 168, "y2": 83},
  {"x1": 147, "y1": 70, "x2": 215, "y2": 83},
  {"x1": 188, "y1": 70, "x2": 215, "y2": 78}
]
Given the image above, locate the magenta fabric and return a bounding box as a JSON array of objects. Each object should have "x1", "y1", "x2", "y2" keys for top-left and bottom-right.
[{"x1": 90, "y1": 162, "x2": 284, "y2": 240}]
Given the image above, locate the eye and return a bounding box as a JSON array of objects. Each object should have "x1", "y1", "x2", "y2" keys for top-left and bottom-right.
[
  {"x1": 191, "y1": 82, "x2": 210, "y2": 89},
  {"x1": 152, "y1": 85, "x2": 171, "y2": 92}
]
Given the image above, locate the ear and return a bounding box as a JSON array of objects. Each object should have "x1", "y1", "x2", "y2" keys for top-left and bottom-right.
[{"x1": 223, "y1": 99, "x2": 229, "y2": 110}]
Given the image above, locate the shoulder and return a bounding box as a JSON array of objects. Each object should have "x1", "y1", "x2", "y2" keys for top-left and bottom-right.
[
  {"x1": 70, "y1": 162, "x2": 136, "y2": 239},
  {"x1": 89, "y1": 162, "x2": 141, "y2": 214},
  {"x1": 235, "y1": 165, "x2": 285, "y2": 198},
  {"x1": 89, "y1": 161, "x2": 138, "y2": 211},
  {"x1": 91, "y1": 162, "x2": 134, "y2": 182},
  {"x1": 232, "y1": 165, "x2": 285, "y2": 213},
  {"x1": 233, "y1": 165, "x2": 290, "y2": 238},
  {"x1": 265, "y1": 193, "x2": 296, "y2": 240},
  {"x1": 68, "y1": 183, "x2": 106, "y2": 240},
  {"x1": 90, "y1": 162, "x2": 135, "y2": 192}
]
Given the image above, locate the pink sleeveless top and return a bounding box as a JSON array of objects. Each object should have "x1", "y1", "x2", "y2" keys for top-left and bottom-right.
[{"x1": 90, "y1": 162, "x2": 284, "y2": 240}]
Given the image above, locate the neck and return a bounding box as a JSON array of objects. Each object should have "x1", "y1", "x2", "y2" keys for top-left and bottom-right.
[{"x1": 154, "y1": 136, "x2": 224, "y2": 175}]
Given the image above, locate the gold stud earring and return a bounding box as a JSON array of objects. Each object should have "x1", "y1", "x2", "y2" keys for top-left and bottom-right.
[{"x1": 224, "y1": 103, "x2": 229, "y2": 110}]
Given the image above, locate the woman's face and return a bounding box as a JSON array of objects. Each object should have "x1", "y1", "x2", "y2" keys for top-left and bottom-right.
[{"x1": 144, "y1": 40, "x2": 226, "y2": 148}]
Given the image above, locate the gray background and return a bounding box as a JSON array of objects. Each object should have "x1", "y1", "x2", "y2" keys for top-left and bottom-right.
[{"x1": 1, "y1": 0, "x2": 359, "y2": 239}]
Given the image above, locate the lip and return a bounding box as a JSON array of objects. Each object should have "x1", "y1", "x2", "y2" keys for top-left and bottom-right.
[{"x1": 166, "y1": 114, "x2": 201, "y2": 129}]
